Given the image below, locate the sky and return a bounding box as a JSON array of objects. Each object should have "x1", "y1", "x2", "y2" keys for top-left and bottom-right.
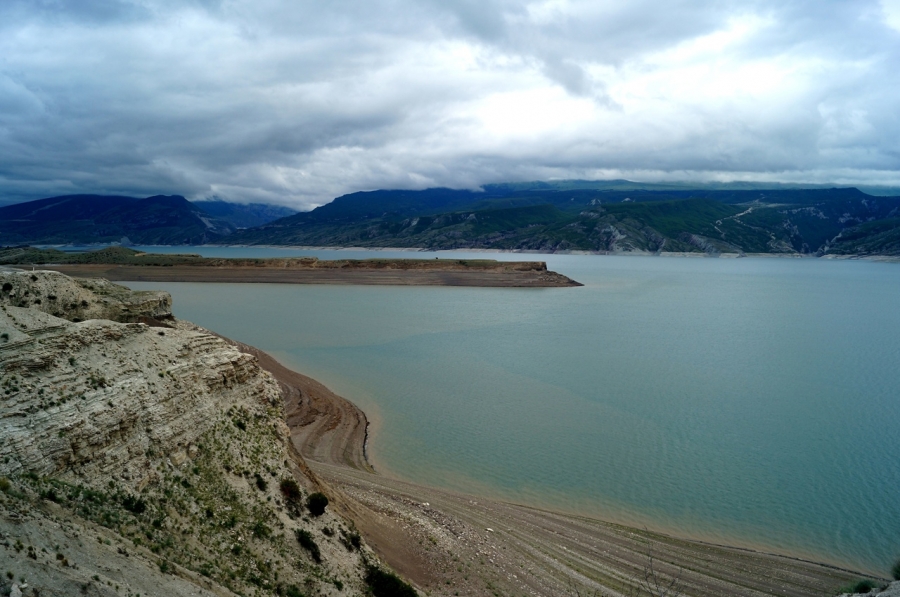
[{"x1": 1, "y1": 0, "x2": 899, "y2": 210}]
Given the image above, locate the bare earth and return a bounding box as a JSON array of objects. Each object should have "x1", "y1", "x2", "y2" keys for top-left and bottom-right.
[
  {"x1": 244, "y1": 347, "x2": 873, "y2": 597},
  {"x1": 37, "y1": 264, "x2": 582, "y2": 287}
]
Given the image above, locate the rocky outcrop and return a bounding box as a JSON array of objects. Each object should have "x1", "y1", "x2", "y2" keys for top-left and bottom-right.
[
  {"x1": 0, "y1": 270, "x2": 171, "y2": 323},
  {"x1": 0, "y1": 307, "x2": 277, "y2": 484},
  {"x1": 0, "y1": 272, "x2": 382, "y2": 597}
]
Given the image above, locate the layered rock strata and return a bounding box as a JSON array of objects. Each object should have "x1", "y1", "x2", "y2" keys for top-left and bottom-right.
[{"x1": 0, "y1": 271, "x2": 382, "y2": 597}]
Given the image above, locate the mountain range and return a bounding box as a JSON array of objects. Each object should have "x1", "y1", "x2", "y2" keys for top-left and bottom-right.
[
  {"x1": 0, "y1": 195, "x2": 295, "y2": 245},
  {"x1": 2, "y1": 183, "x2": 899, "y2": 256},
  {"x1": 225, "y1": 184, "x2": 900, "y2": 256}
]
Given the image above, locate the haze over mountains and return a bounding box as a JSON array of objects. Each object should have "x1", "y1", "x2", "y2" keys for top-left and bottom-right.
[{"x1": 1, "y1": 182, "x2": 899, "y2": 256}]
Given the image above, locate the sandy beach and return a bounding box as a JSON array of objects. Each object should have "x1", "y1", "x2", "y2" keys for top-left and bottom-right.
[{"x1": 233, "y1": 343, "x2": 875, "y2": 596}]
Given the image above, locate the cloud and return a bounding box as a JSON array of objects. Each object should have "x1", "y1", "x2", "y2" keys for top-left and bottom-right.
[{"x1": 0, "y1": 0, "x2": 898, "y2": 209}]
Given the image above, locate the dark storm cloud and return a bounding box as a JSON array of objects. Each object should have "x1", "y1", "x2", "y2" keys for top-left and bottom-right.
[{"x1": 0, "y1": 0, "x2": 898, "y2": 208}]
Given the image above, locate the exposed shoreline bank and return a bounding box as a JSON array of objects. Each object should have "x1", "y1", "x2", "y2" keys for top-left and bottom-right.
[
  {"x1": 37, "y1": 263, "x2": 582, "y2": 287},
  {"x1": 0, "y1": 246, "x2": 582, "y2": 286},
  {"x1": 209, "y1": 244, "x2": 900, "y2": 261},
  {"x1": 229, "y1": 341, "x2": 878, "y2": 596},
  {"x1": 26, "y1": 242, "x2": 900, "y2": 261}
]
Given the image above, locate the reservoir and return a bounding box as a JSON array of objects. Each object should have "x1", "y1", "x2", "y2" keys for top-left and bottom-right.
[{"x1": 125, "y1": 248, "x2": 900, "y2": 574}]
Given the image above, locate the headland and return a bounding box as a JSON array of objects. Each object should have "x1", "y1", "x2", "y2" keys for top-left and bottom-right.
[{"x1": 0, "y1": 246, "x2": 581, "y2": 287}]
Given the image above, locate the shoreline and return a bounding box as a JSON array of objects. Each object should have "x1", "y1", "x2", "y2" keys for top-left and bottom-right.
[
  {"x1": 225, "y1": 341, "x2": 878, "y2": 595},
  {"x1": 28, "y1": 263, "x2": 583, "y2": 287},
  {"x1": 210, "y1": 245, "x2": 900, "y2": 262},
  {"x1": 30, "y1": 242, "x2": 900, "y2": 261}
]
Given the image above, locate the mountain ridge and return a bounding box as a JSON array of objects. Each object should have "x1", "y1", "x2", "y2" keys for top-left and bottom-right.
[
  {"x1": 3, "y1": 185, "x2": 900, "y2": 256},
  {"x1": 225, "y1": 186, "x2": 900, "y2": 256}
]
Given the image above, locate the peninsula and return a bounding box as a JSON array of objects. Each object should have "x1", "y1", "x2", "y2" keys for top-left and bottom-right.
[{"x1": 0, "y1": 246, "x2": 581, "y2": 288}]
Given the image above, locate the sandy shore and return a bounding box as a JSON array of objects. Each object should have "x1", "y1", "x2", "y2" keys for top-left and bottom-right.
[
  {"x1": 38, "y1": 263, "x2": 582, "y2": 287},
  {"x1": 234, "y1": 345, "x2": 875, "y2": 596}
]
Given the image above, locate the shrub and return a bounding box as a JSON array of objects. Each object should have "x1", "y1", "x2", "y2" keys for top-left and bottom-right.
[
  {"x1": 252, "y1": 520, "x2": 270, "y2": 539},
  {"x1": 122, "y1": 495, "x2": 147, "y2": 514},
  {"x1": 280, "y1": 478, "x2": 302, "y2": 502},
  {"x1": 893, "y1": 559, "x2": 900, "y2": 581},
  {"x1": 306, "y1": 492, "x2": 328, "y2": 516},
  {"x1": 254, "y1": 473, "x2": 268, "y2": 491},
  {"x1": 365, "y1": 565, "x2": 417, "y2": 597},
  {"x1": 284, "y1": 585, "x2": 305, "y2": 597},
  {"x1": 0, "y1": 477, "x2": 10, "y2": 493},
  {"x1": 845, "y1": 579, "x2": 876, "y2": 594},
  {"x1": 340, "y1": 529, "x2": 361, "y2": 551},
  {"x1": 295, "y1": 529, "x2": 321, "y2": 563}
]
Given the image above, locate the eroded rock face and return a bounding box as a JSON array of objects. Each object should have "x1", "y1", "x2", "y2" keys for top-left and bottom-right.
[
  {"x1": 0, "y1": 307, "x2": 278, "y2": 485},
  {"x1": 0, "y1": 270, "x2": 171, "y2": 323},
  {"x1": 0, "y1": 271, "x2": 376, "y2": 597}
]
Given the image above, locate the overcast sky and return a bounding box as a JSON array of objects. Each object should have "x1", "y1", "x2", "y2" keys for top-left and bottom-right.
[{"x1": 1, "y1": 0, "x2": 899, "y2": 209}]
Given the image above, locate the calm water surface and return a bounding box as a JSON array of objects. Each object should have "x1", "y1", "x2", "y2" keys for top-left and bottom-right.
[{"x1": 125, "y1": 248, "x2": 900, "y2": 573}]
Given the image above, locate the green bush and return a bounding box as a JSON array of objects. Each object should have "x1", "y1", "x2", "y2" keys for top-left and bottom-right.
[
  {"x1": 280, "y1": 478, "x2": 302, "y2": 501},
  {"x1": 365, "y1": 565, "x2": 417, "y2": 597},
  {"x1": 340, "y1": 529, "x2": 361, "y2": 551},
  {"x1": 844, "y1": 579, "x2": 876, "y2": 594},
  {"x1": 306, "y1": 492, "x2": 328, "y2": 517},
  {"x1": 295, "y1": 529, "x2": 321, "y2": 563},
  {"x1": 893, "y1": 559, "x2": 900, "y2": 581},
  {"x1": 121, "y1": 495, "x2": 147, "y2": 514},
  {"x1": 252, "y1": 520, "x2": 270, "y2": 539},
  {"x1": 254, "y1": 473, "x2": 268, "y2": 491}
]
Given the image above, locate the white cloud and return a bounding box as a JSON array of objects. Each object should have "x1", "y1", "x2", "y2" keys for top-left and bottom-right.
[
  {"x1": 0, "y1": 0, "x2": 898, "y2": 208},
  {"x1": 883, "y1": 0, "x2": 900, "y2": 30}
]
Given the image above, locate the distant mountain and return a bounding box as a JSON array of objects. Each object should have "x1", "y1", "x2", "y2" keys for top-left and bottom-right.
[
  {"x1": 223, "y1": 186, "x2": 900, "y2": 255},
  {"x1": 5, "y1": 186, "x2": 900, "y2": 255},
  {"x1": 0, "y1": 194, "x2": 234, "y2": 245},
  {"x1": 825, "y1": 218, "x2": 900, "y2": 256},
  {"x1": 192, "y1": 199, "x2": 297, "y2": 228},
  {"x1": 483, "y1": 179, "x2": 900, "y2": 197}
]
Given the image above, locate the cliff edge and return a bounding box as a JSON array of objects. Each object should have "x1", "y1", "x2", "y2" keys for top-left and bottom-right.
[{"x1": 0, "y1": 271, "x2": 395, "y2": 597}]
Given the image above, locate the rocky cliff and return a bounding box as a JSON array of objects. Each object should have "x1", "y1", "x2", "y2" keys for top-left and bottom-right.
[
  {"x1": 0, "y1": 271, "x2": 386, "y2": 597},
  {"x1": 0, "y1": 269, "x2": 171, "y2": 323}
]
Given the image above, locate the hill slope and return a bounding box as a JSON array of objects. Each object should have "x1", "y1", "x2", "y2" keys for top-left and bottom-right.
[
  {"x1": 225, "y1": 187, "x2": 900, "y2": 255},
  {"x1": 0, "y1": 270, "x2": 410, "y2": 597},
  {"x1": 0, "y1": 194, "x2": 234, "y2": 245},
  {"x1": 6, "y1": 185, "x2": 900, "y2": 255},
  {"x1": 192, "y1": 199, "x2": 298, "y2": 228}
]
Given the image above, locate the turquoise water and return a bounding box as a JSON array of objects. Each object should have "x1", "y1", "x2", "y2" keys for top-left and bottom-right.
[{"x1": 124, "y1": 248, "x2": 900, "y2": 574}]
